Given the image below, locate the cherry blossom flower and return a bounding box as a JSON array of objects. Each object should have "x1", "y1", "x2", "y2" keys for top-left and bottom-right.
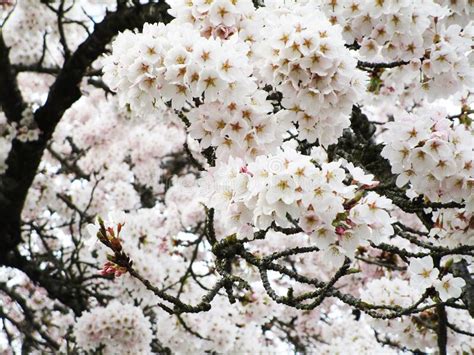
[
  {"x1": 408, "y1": 256, "x2": 439, "y2": 290},
  {"x1": 434, "y1": 274, "x2": 466, "y2": 302}
]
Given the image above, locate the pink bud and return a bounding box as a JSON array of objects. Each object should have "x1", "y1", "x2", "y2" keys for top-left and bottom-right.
[
  {"x1": 240, "y1": 165, "x2": 253, "y2": 176},
  {"x1": 212, "y1": 25, "x2": 237, "y2": 40}
]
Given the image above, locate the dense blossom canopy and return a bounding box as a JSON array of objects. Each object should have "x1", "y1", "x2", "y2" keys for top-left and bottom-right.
[{"x1": 0, "y1": 0, "x2": 473, "y2": 354}]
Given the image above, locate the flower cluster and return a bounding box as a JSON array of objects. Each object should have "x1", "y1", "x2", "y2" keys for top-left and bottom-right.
[
  {"x1": 104, "y1": 2, "x2": 369, "y2": 152},
  {"x1": 316, "y1": 310, "x2": 398, "y2": 355},
  {"x1": 321, "y1": 0, "x2": 447, "y2": 62},
  {"x1": 188, "y1": 91, "x2": 290, "y2": 160},
  {"x1": 321, "y1": 0, "x2": 473, "y2": 100},
  {"x1": 360, "y1": 277, "x2": 438, "y2": 350},
  {"x1": 0, "y1": 112, "x2": 14, "y2": 174},
  {"x1": 421, "y1": 24, "x2": 474, "y2": 99},
  {"x1": 361, "y1": 274, "x2": 470, "y2": 351},
  {"x1": 381, "y1": 106, "x2": 473, "y2": 206},
  {"x1": 103, "y1": 22, "x2": 255, "y2": 114},
  {"x1": 13, "y1": 107, "x2": 40, "y2": 142},
  {"x1": 3, "y1": 0, "x2": 88, "y2": 66},
  {"x1": 167, "y1": 0, "x2": 256, "y2": 40},
  {"x1": 435, "y1": 0, "x2": 472, "y2": 26},
  {"x1": 155, "y1": 296, "x2": 271, "y2": 353},
  {"x1": 255, "y1": 3, "x2": 367, "y2": 146},
  {"x1": 202, "y1": 146, "x2": 393, "y2": 266},
  {"x1": 73, "y1": 301, "x2": 153, "y2": 355},
  {"x1": 430, "y1": 208, "x2": 474, "y2": 248},
  {"x1": 408, "y1": 255, "x2": 466, "y2": 301},
  {"x1": 102, "y1": 20, "x2": 296, "y2": 160}
]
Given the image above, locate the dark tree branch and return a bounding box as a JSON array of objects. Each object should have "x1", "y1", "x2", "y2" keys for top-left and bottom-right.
[
  {"x1": 0, "y1": 283, "x2": 60, "y2": 350},
  {"x1": 451, "y1": 260, "x2": 474, "y2": 317},
  {"x1": 436, "y1": 304, "x2": 448, "y2": 355},
  {"x1": 0, "y1": 1, "x2": 173, "y2": 314},
  {"x1": 47, "y1": 145, "x2": 89, "y2": 179},
  {"x1": 357, "y1": 60, "x2": 409, "y2": 70},
  {"x1": 0, "y1": 29, "x2": 25, "y2": 123},
  {"x1": 12, "y1": 64, "x2": 102, "y2": 76},
  {"x1": 328, "y1": 106, "x2": 436, "y2": 230},
  {"x1": 57, "y1": 0, "x2": 72, "y2": 60}
]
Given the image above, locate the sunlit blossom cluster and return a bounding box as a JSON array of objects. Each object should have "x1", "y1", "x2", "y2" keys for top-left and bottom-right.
[
  {"x1": 255, "y1": 3, "x2": 367, "y2": 146},
  {"x1": 103, "y1": 1, "x2": 368, "y2": 151},
  {"x1": 381, "y1": 106, "x2": 474, "y2": 207},
  {"x1": 102, "y1": 20, "x2": 298, "y2": 160},
  {"x1": 202, "y1": 146, "x2": 394, "y2": 267},
  {"x1": 103, "y1": 22, "x2": 255, "y2": 112},
  {"x1": 320, "y1": 0, "x2": 447, "y2": 61},
  {"x1": 319, "y1": 0, "x2": 474, "y2": 100},
  {"x1": 188, "y1": 92, "x2": 290, "y2": 160},
  {"x1": 167, "y1": 0, "x2": 256, "y2": 40},
  {"x1": 421, "y1": 23, "x2": 474, "y2": 99}
]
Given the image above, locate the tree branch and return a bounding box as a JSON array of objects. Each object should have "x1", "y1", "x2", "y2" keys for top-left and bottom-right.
[
  {"x1": 0, "y1": 1, "x2": 173, "y2": 314},
  {"x1": 0, "y1": 28, "x2": 25, "y2": 123}
]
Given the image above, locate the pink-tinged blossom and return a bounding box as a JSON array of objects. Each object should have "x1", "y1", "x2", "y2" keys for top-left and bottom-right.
[{"x1": 74, "y1": 301, "x2": 153, "y2": 354}]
